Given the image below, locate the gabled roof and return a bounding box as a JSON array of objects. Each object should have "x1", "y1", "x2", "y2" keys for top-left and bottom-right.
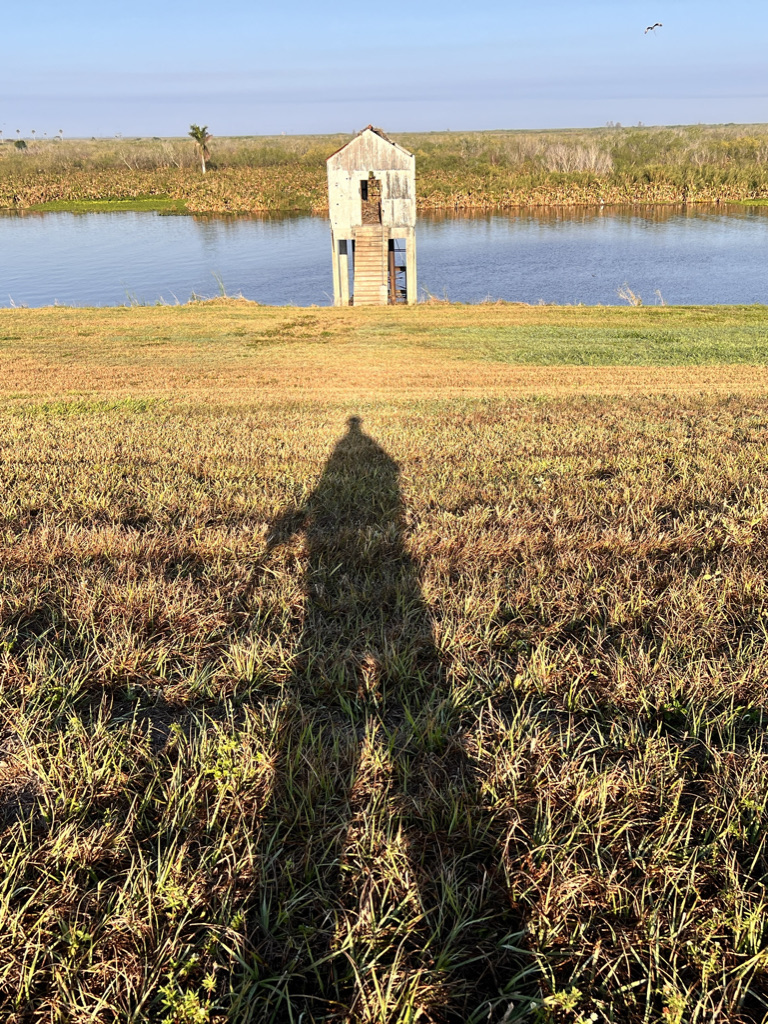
[
  {"x1": 327, "y1": 125, "x2": 414, "y2": 164},
  {"x1": 365, "y1": 125, "x2": 394, "y2": 144}
]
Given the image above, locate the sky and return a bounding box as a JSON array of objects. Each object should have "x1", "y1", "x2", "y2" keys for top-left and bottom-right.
[{"x1": 2, "y1": 0, "x2": 767, "y2": 138}]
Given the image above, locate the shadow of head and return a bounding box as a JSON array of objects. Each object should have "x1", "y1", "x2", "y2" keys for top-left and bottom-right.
[{"x1": 266, "y1": 415, "x2": 401, "y2": 552}]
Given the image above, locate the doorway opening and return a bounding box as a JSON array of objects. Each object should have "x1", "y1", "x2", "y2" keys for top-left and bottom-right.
[
  {"x1": 388, "y1": 238, "x2": 407, "y2": 303},
  {"x1": 360, "y1": 172, "x2": 382, "y2": 224}
]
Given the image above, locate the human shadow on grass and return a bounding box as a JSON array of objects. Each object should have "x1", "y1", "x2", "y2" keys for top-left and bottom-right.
[{"x1": 248, "y1": 416, "x2": 526, "y2": 1022}]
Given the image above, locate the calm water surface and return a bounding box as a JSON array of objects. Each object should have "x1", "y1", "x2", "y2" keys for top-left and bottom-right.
[{"x1": 2, "y1": 204, "x2": 768, "y2": 307}]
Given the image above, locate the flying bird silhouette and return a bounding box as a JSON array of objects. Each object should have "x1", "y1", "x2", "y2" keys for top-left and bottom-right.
[{"x1": 645, "y1": 22, "x2": 662, "y2": 33}]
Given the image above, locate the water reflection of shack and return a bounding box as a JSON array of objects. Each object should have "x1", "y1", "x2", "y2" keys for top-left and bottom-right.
[{"x1": 327, "y1": 126, "x2": 417, "y2": 305}]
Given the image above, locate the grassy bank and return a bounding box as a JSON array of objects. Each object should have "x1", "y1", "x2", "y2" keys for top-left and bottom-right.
[
  {"x1": 25, "y1": 197, "x2": 189, "y2": 214},
  {"x1": 3, "y1": 305, "x2": 768, "y2": 1022},
  {"x1": 6, "y1": 124, "x2": 768, "y2": 213},
  {"x1": 3, "y1": 303, "x2": 768, "y2": 406}
]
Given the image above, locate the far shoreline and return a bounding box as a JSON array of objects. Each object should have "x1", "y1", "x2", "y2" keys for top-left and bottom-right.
[{"x1": 4, "y1": 197, "x2": 768, "y2": 217}]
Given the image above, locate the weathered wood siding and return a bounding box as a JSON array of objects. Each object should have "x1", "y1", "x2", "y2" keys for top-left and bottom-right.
[
  {"x1": 328, "y1": 129, "x2": 416, "y2": 236},
  {"x1": 327, "y1": 127, "x2": 417, "y2": 306}
]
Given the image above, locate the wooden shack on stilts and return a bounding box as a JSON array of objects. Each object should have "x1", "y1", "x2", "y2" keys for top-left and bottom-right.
[{"x1": 327, "y1": 126, "x2": 417, "y2": 306}]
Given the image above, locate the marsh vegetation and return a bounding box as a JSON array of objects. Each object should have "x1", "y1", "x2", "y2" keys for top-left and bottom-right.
[{"x1": 6, "y1": 124, "x2": 768, "y2": 213}]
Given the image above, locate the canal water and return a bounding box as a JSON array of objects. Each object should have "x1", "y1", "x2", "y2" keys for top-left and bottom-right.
[{"x1": 2, "y1": 204, "x2": 768, "y2": 308}]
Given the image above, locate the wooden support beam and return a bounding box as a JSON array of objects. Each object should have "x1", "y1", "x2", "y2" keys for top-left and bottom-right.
[
  {"x1": 331, "y1": 233, "x2": 342, "y2": 306},
  {"x1": 339, "y1": 241, "x2": 350, "y2": 306},
  {"x1": 406, "y1": 231, "x2": 417, "y2": 305}
]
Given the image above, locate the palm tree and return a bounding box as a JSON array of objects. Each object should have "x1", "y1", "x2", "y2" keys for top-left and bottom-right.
[{"x1": 188, "y1": 124, "x2": 212, "y2": 174}]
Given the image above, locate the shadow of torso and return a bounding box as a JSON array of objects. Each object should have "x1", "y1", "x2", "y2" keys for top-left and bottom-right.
[{"x1": 257, "y1": 417, "x2": 519, "y2": 1018}]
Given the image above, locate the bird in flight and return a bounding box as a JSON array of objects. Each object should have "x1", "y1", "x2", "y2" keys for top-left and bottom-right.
[{"x1": 645, "y1": 22, "x2": 662, "y2": 33}]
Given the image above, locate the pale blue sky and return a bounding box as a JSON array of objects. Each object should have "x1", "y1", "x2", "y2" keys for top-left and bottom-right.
[{"x1": 2, "y1": 0, "x2": 766, "y2": 137}]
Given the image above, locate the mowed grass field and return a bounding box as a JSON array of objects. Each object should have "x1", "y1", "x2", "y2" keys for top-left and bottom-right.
[{"x1": 3, "y1": 303, "x2": 768, "y2": 1023}]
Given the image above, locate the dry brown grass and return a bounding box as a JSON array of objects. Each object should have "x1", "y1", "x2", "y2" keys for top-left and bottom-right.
[
  {"x1": 3, "y1": 305, "x2": 768, "y2": 1022},
  {"x1": 2, "y1": 302, "x2": 768, "y2": 405}
]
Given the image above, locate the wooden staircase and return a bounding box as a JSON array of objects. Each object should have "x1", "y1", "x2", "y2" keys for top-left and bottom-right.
[{"x1": 353, "y1": 226, "x2": 388, "y2": 305}]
